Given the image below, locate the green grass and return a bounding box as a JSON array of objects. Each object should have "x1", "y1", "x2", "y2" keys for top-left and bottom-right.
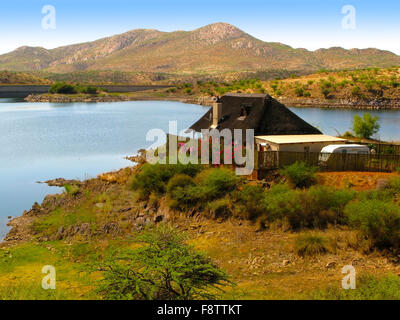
[
  {"x1": 294, "y1": 233, "x2": 329, "y2": 257},
  {"x1": 312, "y1": 274, "x2": 400, "y2": 300}
]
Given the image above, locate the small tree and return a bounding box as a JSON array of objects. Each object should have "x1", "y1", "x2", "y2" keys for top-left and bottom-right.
[
  {"x1": 352, "y1": 113, "x2": 380, "y2": 139},
  {"x1": 95, "y1": 224, "x2": 231, "y2": 300}
]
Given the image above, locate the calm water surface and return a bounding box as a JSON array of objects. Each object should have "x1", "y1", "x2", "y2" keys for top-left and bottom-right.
[
  {"x1": 1, "y1": 99, "x2": 400, "y2": 239},
  {"x1": 0, "y1": 99, "x2": 208, "y2": 239},
  {"x1": 288, "y1": 107, "x2": 400, "y2": 142}
]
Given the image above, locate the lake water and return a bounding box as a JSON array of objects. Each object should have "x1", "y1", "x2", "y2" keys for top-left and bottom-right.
[
  {"x1": 1, "y1": 99, "x2": 400, "y2": 239},
  {"x1": 0, "y1": 99, "x2": 209, "y2": 239},
  {"x1": 287, "y1": 107, "x2": 400, "y2": 142}
]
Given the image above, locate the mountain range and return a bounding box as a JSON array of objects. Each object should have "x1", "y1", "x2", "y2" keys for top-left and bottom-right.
[{"x1": 1, "y1": 23, "x2": 399, "y2": 74}]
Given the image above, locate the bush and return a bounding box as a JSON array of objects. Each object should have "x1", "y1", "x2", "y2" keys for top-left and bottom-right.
[
  {"x1": 207, "y1": 199, "x2": 231, "y2": 219},
  {"x1": 194, "y1": 168, "x2": 239, "y2": 199},
  {"x1": 166, "y1": 174, "x2": 199, "y2": 209},
  {"x1": 281, "y1": 162, "x2": 318, "y2": 188},
  {"x1": 352, "y1": 113, "x2": 380, "y2": 139},
  {"x1": 294, "y1": 87, "x2": 304, "y2": 97},
  {"x1": 165, "y1": 168, "x2": 239, "y2": 210},
  {"x1": 79, "y1": 86, "x2": 98, "y2": 94},
  {"x1": 295, "y1": 233, "x2": 329, "y2": 257},
  {"x1": 131, "y1": 163, "x2": 203, "y2": 199},
  {"x1": 345, "y1": 200, "x2": 400, "y2": 253},
  {"x1": 262, "y1": 185, "x2": 302, "y2": 226},
  {"x1": 49, "y1": 82, "x2": 77, "y2": 94},
  {"x1": 64, "y1": 184, "x2": 79, "y2": 196},
  {"x1": 261, "y1": 185, "x2": 355, "y2": 230},
  {"x1": 233, "y1": 184, "x2": 267, "y2": 219},
  {"x1": 384, "y1": 176, "x2": 400, "y2": 194},
  {"x1": 94, "y1": 224, "x2": 231, "y2": 300},
  {"x1": 304, "y1": 186, "x2": 356, "y2": 226}
]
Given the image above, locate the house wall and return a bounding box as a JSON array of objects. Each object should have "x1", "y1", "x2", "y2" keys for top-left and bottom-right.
[
  {"x1": 256, "y1": 140, "x2": 344, "y2": 153},
  {"x1": 277, "y1": 141, "x2": 343, "y2": 153}
]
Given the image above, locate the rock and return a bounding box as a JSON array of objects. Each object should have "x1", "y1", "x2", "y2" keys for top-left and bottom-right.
[
  {"x1": 376, "y1": 179, "x2": 390, "y2": 190},
  {"x1": 282, "y1": 260, "x2": 291, "y2": 266},
  {"x1": 136, "y1": 216, "x2": 146, "y2": 226},
  {"x1": 55, "y1": 226, "x2": 65, "y2": 240},
  {"x1": 44, "y1": 178, "x2": 81, "y2": 187}
]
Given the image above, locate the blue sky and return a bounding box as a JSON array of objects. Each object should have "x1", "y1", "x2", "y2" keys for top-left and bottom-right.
[{"x1": 0, "y1": 0, "x2": 399, "y2": 54}]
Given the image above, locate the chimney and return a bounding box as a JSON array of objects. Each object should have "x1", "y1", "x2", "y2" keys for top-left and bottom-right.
[{"x1": 211, "y1": 99, "x2": 222, "y2": 128}]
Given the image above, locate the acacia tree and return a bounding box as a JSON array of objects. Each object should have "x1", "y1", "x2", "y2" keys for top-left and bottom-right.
[
  {"x1": 352, "y1": 113, "x2": 380, "y2": 139},
  {"x1": 95, "y1": 224, "x2": 231, "y2": 300}
]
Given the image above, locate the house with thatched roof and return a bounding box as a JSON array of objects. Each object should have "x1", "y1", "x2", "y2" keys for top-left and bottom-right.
[{"x1": 189, "y1": 93, "x2": 345, "y2": 153}]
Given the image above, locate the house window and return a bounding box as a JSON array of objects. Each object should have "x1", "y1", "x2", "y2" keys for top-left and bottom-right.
[{"x1": 238, "y1": 103, "x2": 252, "y2": 120}]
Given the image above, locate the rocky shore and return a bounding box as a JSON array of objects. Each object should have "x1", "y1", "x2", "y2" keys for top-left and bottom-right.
[
  {"x1": 24, "y1": 93, "x2": 216, "y2": 107},
  {"x1": 25, "y1": 92, "x2": 400, "y2": 109},
  {"x1": 279, "y1": 97, "x2": 400, "y2": 110}
]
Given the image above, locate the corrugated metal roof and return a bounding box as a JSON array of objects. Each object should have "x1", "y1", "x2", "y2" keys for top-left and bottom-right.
[{"x1": 255, "y1": 134, "x2": 346, "y2": 144}]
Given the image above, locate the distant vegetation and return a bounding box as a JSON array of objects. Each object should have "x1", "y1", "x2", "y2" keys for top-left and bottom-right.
[
  {"x1": 157, "y1": 66, "x2": 400, "y2": 102},
  {"x1": 49, "y1": 82, "x2": 100, "y2": 95},
  {"x1": 0, "y1": 70, "x2": 51, "y2": 84}
]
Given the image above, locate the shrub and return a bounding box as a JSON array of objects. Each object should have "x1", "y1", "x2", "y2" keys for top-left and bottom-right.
[
  {"x1": 94, "y1": 224, "x2": 231, "y2": 300},
  {"x1": 345, "y1": 200, "x2": 400, "y2": 253},
  {"x1": 304, "y1": 186, "x2": 356, "y2": 226},
  {"x1": 79, "y1": 86, "x2": 98, "y2": 94},
  {"x1": 233, "y1": 184, "x2": 266, "y2": 219},
  {"x1": 165, "y1": 168, "x2": 239, "y2": 210},
  {"x1": 281, "y1": 161, "x2": 318, "y2": 188},
  {"x1": 342, "y1": 131, "x2": 355, "y2": 138},
  {"x1": 262, "y1": 185, "x2": 302, "y2": 225},
  {"x1": 49, "y1": 82, "x2": 77, "y2": 94},
  {"x1": 384, "y1": 176, "x2": 400, "y2": 194},
  {"x1": 166, "y1": 174, "x2": 199, "y2": 209},
  {"x1": 352, "y1": 86, "x2": 361, "y2": 97},
  {"x1": 294, "y1": 87, "x2": 304, "y2": 97},
  {"x1": 194, "y1": 168, "x2": 239, "y2": 199},
  {"x1": 131, "y1": 163, "x2": 203, "y2": 199},
  {"x1": 207, "y1": 199, "x2": 231, "y2": 219},
  {"x1": 295, "y1": 233, "x2": 329, "y2": 257},
  {"x1": 352, "y1": 113, "x2": 380, "y2": 139},
  {"x1": 64, "y1": 184, "x2": 79, "y2": 196},
  {"x1": 261, "y1": 185, "x2": 355, "y2": 230}
]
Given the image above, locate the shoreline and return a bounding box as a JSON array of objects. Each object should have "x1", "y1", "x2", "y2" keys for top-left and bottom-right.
[
  {"x1": 25, "y1": 93, "x2": 400, "y2": 110},
  {"x1": 3, "y1": 94, "x2": 400, "y2": 243},
  {"x1": 279, "y1": 97, "x2": 400, "y2": 110},
  {"x1": 24, "y1": 93, "x2": 216, "y2": 107}
]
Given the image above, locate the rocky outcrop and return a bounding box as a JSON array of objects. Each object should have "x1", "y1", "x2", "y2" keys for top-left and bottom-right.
[
  {"x1": 24, "y1": 93, "x2": 216, "y2": 107},
  {"x1": 279, "y1": 97, "x2": 400, "y2": 110}
]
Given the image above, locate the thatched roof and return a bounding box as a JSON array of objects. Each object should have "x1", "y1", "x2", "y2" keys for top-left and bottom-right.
[{"x1": 189, "y1": 93, "x2": 321, "y2": 136}]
